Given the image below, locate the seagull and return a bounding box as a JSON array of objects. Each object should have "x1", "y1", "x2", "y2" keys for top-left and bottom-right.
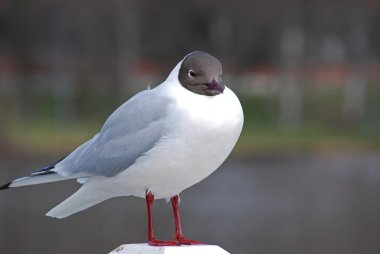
[{"x1": 0, "y1": 51, "x2": 244, "y2": 246}]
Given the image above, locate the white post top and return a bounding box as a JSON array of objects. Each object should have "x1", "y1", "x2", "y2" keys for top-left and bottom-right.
[{"x1": 109, "y1": 243, "x2": 230, "y2": 254}]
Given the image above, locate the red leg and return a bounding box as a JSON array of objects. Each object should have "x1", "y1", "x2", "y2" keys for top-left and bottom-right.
[
  {"x1": 146, "y1": 192, "x2": 178, "y2": 246},
  {"x1": 171, "y1": 195, "x2": 204, "y2": 245}
]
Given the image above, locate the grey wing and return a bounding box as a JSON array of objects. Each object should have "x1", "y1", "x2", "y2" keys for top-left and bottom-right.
[{"x1": 55, "y1": 90, "x2": 174, "y2": 177}]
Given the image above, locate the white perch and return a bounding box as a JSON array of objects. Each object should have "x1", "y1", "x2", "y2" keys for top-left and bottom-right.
[{"x1": 109, "y1": 243, "x2": 230, "y2": 254}]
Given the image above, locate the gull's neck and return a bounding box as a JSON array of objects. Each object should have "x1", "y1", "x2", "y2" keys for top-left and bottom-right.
[{"x1": 165, "y1": 60, "x2": 183, "y2": 84}]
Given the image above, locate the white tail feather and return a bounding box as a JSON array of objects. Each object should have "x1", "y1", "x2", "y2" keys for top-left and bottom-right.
[{"x1": 46, "y1": 184, "x2": 114, "y2": 219}]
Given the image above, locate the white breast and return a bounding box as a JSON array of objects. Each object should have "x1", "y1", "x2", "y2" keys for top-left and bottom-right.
[{"x1": 114, "y1": 83, "x2": 244, "y2": 199}]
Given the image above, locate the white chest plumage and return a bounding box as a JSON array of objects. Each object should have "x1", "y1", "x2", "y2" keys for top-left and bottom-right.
[{"x1": 116, "y1": 82, "x2": 244, "y2": 199}]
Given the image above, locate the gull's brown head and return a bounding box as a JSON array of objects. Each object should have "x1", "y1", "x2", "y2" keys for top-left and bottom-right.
[{"x1": 178, "y1": 51, "x2": 224, "y2": 96}]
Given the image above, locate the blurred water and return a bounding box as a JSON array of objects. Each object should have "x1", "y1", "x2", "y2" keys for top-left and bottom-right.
[{"x1": 0, "y1": 153, "x2": 379, "y2": 254}]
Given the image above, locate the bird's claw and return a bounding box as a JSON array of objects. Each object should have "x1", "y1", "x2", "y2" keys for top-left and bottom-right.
[
  {"x1": 148, "y1": 238, "x2": 179, "y2": 246},
  {"x1": 175, "y1": 236, "x2": 204, "y2": 245},
  {"x1": 148, "y1": 237, "x2": 204, "y2": 246}
]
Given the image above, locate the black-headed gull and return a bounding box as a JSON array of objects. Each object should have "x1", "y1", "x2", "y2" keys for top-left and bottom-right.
[{"x1": 1, "y1": 51, "x2": 244, "y2": 246}]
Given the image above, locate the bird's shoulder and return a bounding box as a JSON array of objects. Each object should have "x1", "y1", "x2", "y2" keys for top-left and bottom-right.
[{"x1": 101, "y1": 88, "x2": 175, "y2": 133}]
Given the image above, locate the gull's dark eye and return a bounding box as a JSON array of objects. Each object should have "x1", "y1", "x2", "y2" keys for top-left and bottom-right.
[{"x1": 188, "y1": 70, "x2": 196, "y2": 78}]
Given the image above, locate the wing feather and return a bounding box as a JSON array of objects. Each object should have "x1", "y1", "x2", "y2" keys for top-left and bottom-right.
[{"x1": 55, "y1": 90, "x2": 173, "y2": 177}]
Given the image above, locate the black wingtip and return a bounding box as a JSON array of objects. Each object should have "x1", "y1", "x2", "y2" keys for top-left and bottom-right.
[
  {"x1": 0, "y1": 182, "x2": 11, "y2": 190},
  {"x1": 32, "y1": 156, "x2": 66, "y2": 175}
]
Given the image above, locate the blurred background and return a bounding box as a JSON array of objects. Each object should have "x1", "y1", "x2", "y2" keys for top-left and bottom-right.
[{"x1": 0, "y1": 0, "x2": 379, "y2": 254}]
